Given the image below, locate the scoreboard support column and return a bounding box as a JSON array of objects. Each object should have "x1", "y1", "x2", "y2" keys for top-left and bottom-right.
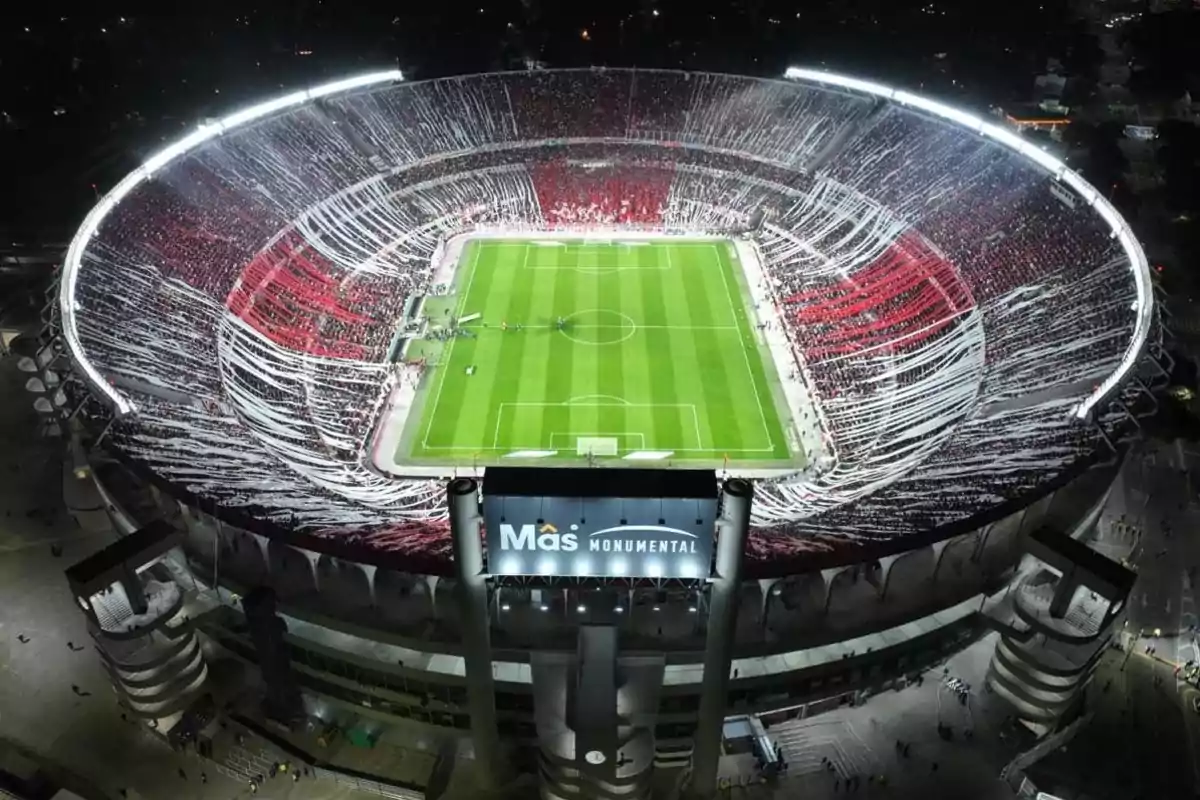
[
  {"x1": 688, "y1": 478, "x2": 754, "y2": 798},
  {"x1": 448, "y1": 477, "x2": 508, "y2": 790}
]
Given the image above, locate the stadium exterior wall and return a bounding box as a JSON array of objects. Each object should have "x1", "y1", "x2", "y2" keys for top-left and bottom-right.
[{"x1": 78, "y1": 449, "x2": 1120, "y2": 766}]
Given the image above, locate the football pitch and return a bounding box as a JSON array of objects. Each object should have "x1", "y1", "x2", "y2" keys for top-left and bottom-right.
[{"x1": 399, "y1": 239, "x2": 797, "y2": 468}]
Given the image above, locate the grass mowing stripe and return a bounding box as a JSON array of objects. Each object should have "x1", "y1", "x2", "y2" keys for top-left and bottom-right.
[
  {"x1": 641, "y1": 247, "x2": 684, "y2": 451},
  {"x1": 494, "y1": 245, "x2": 542, "y2": 449},
  {"x1": 452, "y1": 244, "x2": 511, "y2": 449},
  {"x1": 537, "y1": 246, "x2": 576, "y2": 450},
  {"x1": 569, "y1": 245, "x2": 601, "y2": 442},
  {"x1": 678, "y1": 244, "x2": 743, "y2": 453},
  {"x1": 596, "y1": 252, "x2": 627, "y2": 445},
  {"x1": 404, "y1": 238, "x2": 798, "y2": 466},
  {"x1": 619, "y1": 248, "x2": 653, "y2": 450},
  {"x1": 426, "y1": 242, "x2": 487, "y2": 449}
]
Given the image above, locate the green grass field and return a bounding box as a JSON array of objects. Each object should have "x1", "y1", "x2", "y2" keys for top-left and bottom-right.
[{"x1": 399, "y1": 239, "x2": 797, "y2": 468}]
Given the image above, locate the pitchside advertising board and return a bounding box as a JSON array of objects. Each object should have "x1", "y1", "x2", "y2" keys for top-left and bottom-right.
[{"x1": 482, "y1": 467, "x2": 718, "y2": 579}]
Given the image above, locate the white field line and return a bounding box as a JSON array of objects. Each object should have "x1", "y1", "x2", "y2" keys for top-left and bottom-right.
[
  {"x1": 549, "y1": 432, "x2": 647, "y2": 448},
  {"x1": 420, "y1": 243, "x2": 481, "y2": 449},
  {"x1": 421, "y1": 445, "x2": 776, "y2": 453},
  {"x1": 420, "y1": 241, "x2": 778, "y2": 458},
  {"x1": 711, "y1": 244, "x2": 774, "y2": 451},
  {"x1": 459, "y1": 323, "x2": 739, "y2": 331},
  {"x1": 490, "y1": 401, "x2": 707, "y2": 451}
]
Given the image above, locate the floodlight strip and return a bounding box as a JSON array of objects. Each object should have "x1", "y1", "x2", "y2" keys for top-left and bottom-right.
[
  {"x1": 783, "y1": 66, "x2": 1152, "y2": 420},
  {"x1": 59, "y1": 69, "x2": 404, "y2": 416}
]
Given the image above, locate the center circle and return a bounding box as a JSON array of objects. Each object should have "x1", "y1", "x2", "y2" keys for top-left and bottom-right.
[{"x1": 560, "y1": 309, "x2": 637, "y2": 346}]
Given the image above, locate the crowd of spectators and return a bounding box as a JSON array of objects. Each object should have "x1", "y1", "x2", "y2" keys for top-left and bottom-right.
[
  {"x1": 227, "y1": 234, "x2": 383, "y2": 360},
  {"x1": 532, "y1": 162, "x2": 673, "y2": 226},
  {"x1": 68, "y1": 68, "x2": 1144, "y2": 549}
]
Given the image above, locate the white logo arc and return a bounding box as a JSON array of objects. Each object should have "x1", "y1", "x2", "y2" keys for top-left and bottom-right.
[{"x1": 588, "y1": 525, "x2": 697, "y2": 539}]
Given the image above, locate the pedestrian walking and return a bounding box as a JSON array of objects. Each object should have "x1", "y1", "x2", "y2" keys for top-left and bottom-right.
[{"x1": 177, "y1": 767, "x2": 186, "y2": 780}]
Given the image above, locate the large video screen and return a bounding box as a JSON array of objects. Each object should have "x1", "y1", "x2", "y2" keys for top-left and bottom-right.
[{"x1": 483, "y1": 476, "x2": 717, "y2": 579}]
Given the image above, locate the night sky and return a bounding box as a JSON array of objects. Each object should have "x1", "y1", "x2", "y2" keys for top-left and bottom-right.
[{"x1": 2, "y1": 1, "x2": 1104, "y2": 240}]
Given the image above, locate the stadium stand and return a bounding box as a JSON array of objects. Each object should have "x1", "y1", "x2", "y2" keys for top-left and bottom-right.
[
  {"x1": 64, "y1": 68, "x2": 1149, "y2": 567},
  {"x1": 531, "y1": 162, "x2": 673, "y2": 226}
]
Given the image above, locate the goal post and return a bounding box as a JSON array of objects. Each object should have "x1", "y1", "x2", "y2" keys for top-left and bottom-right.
[{"x1": 576, "y1": 437, "x2": 619, "y2": 456}]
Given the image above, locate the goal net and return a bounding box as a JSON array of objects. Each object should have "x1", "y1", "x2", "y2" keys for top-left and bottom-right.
[{"x1": 576, "y1": 437, "x2": 619, "y2": 456}]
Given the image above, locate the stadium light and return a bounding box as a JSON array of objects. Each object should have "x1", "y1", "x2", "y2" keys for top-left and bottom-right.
[
  {"x1": 783, "y1": 67, "x2": 894, "y2": 100},
  {"x1": 60, "y1": 69, "x2": 404, "y2": 417},
  {"x1": 893, "y1": 90, "x2": 984, "y2": 133},
  {"x1": 783, "y1": 65, "x2": 1154, "y2": 421},
  {"x1": 219, "y1": 89, "x2": 311, "y2": 132}
]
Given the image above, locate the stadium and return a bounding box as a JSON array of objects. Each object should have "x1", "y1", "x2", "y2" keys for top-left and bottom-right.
[{"x1": 53, "y1": 67, "x2": 1157, "y2": 797}]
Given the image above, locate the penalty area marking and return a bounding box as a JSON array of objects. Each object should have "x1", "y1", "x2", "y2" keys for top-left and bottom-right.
[
  {"x1": 548, "y1": 432, "x2": 646, "y2": 452},
  {"x1": 520, "y1": 241, "x2": 674, "y2": 274},
  {"x1": 492, "y1": 401, "x2": 704, "y2": 451},
  {"x1": 566, "y1": 395, "x2": 631, "y2": 406}
]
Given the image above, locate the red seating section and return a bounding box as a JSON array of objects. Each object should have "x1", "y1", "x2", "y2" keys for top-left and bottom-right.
[
  {"x1": 531, "y1": 162, "x2": 672, "y2": 226},
  {"x1": 226, "y1": 234, "x2": 382, "y2": 360},
  {"x1": 783, "y1": 234, "x2": 975, "y2": 361}
]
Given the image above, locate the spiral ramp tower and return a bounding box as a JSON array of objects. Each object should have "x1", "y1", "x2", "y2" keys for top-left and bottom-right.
[
  {"x1": 983, "y1": 526, "x2": 1135, "y2": 735},
  {"x1": 531, "y1": 624, "x2": 663, "y2": 800},
  {"x1": 65, "y1": 521, "x2": 209, "y2": 725}
]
